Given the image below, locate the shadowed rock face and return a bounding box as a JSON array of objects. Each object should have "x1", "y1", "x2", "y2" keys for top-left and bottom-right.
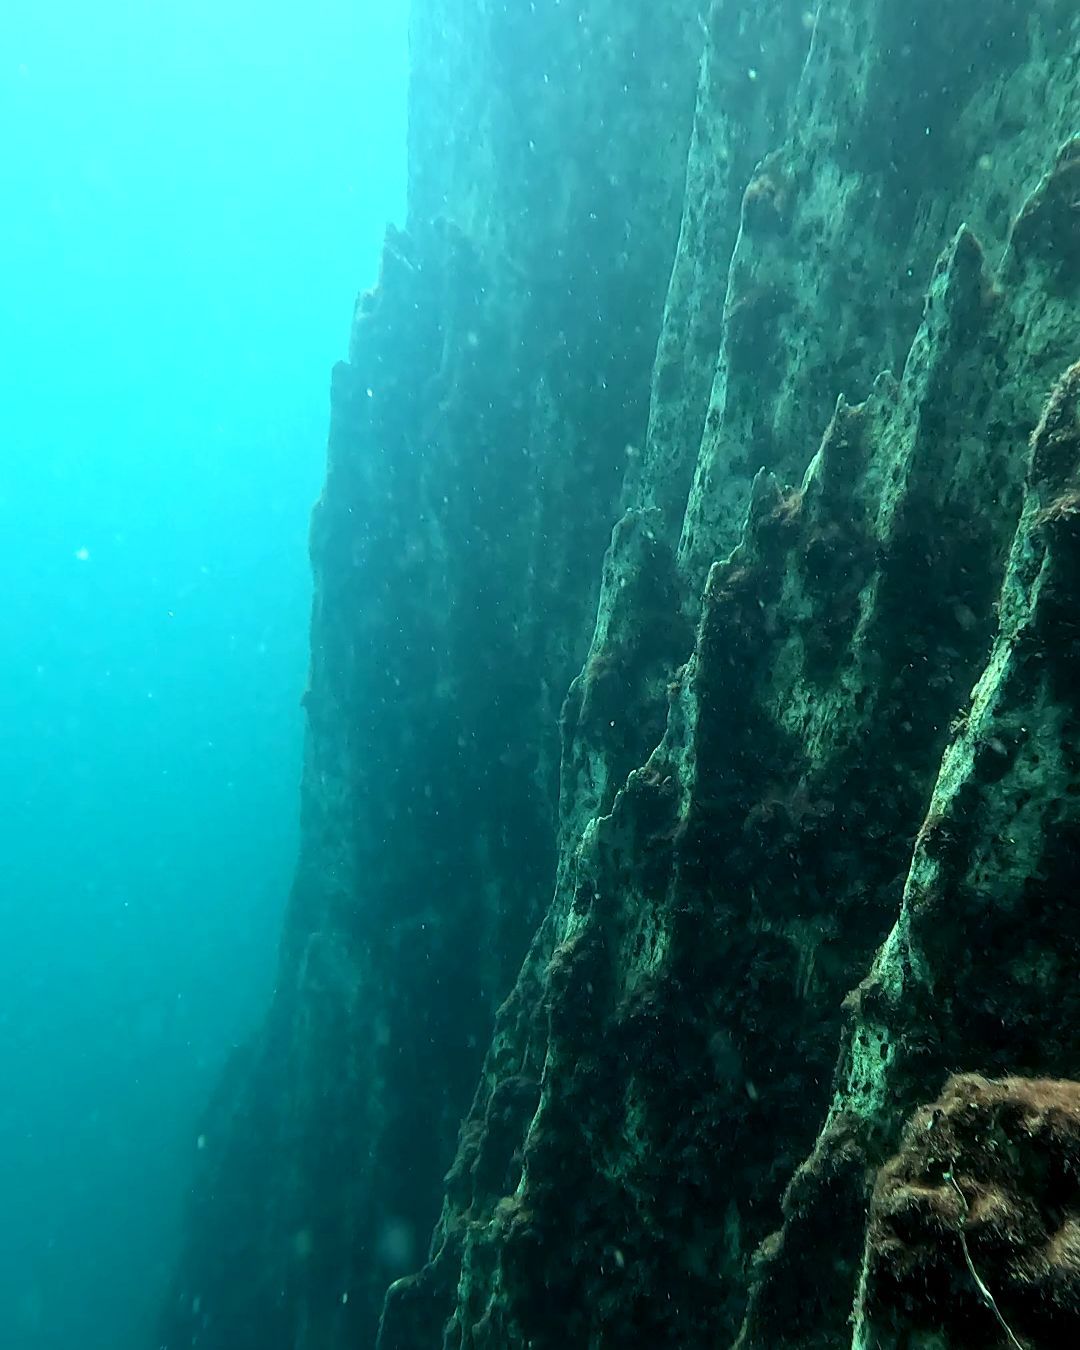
[{"x1": 164, "y1": 3, "x2": 1080, "y2": 1349}]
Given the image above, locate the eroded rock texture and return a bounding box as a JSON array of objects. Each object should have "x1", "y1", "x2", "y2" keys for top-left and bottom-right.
[
  {"x1": 860, "y1": 1074, "x2": 1080, "y2": 1348},
  {"x1": 166, "y1": 2, "x2": 1080, "y2": 1348}
]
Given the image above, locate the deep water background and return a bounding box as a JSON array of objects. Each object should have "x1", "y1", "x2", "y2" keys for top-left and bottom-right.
[{"x1": 0, "y1": 4, "x2": 407, "y2": 1346}]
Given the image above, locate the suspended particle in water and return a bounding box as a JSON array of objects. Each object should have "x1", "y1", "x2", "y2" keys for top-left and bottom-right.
[{"x1": 377, "y1": 1218, "x2": 416, "y2": 1271}]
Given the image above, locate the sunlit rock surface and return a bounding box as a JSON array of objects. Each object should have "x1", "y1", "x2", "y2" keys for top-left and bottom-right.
[{"x1": 164, "y1": 3, "x2": 1080, "y2": 1348}]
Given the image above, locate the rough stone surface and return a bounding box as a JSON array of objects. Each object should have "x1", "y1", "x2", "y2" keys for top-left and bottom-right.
[
  {"x1": 166, "y1": 2, "x2": 1080, "y2": 1348},
  {"x1": 740, "y1": 307, "x2": 1080, "y2": 1350},
  {"x1": 678, "y1": 0, "x2": 1080, "y2": 578},
  {"x1": 859, "y1": 1074, "x2": 1080, "y2": 1349}
]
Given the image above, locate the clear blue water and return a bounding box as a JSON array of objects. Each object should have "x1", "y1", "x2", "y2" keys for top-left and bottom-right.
[{"x1": 0, "y1": 4, "x2": 408, "y2": 1346}]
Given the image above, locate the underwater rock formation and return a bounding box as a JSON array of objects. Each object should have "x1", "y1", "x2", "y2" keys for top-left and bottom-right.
[
  {"x1": 162, "y1": 3, "x2": 705, "y2": 1348},
  {"x1": 165, "y1": 2, "x2": 1080, "y2": 1349},
  {"x1": 859, "y1": 1073, "x2": 1080, "y2": 1348}
]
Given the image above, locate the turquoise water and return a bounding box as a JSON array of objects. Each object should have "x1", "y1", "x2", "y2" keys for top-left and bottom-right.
[{"x1": 0, "y1": 4, "x2": 407, "y2": 1346}]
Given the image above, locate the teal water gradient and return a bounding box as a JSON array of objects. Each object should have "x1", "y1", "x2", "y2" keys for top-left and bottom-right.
[{"x1": 0, "y1": 4, "x2": 407, "y2": 1346}]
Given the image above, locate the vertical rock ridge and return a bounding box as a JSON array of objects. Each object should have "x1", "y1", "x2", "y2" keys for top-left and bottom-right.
[{"x1": 165, "y1": 4, "x2": 1080, "y2": 1349}]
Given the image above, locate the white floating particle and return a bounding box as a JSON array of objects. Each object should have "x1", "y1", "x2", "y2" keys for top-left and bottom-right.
[{"x1": 74, "y1": 546, "x2": 90, "y2": 561}]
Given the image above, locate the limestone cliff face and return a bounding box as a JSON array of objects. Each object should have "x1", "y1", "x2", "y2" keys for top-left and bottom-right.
[{"x1": 165, "y1": 3, "x2": 1080, "y2": 1349}]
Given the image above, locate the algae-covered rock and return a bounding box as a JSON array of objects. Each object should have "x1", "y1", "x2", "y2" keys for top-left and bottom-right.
[
  {"x1": 740, "y1": 346, "x2": 1080, "y2": 1349},
  {"x1": 166, "y1": 2, "x2": 1080, "y2": 1348},
  {"x1": 860, "y1": 1074, "x2": 1080, "y2": 1349}
]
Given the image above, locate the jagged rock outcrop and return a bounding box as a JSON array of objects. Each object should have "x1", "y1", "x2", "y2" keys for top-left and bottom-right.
[
  {"x1": 739, "y1": 347, "x2": 1080, "y2": 1350},
  {"x1": 166, "y1": 2, "x2": 1080, "y2": 1348}
]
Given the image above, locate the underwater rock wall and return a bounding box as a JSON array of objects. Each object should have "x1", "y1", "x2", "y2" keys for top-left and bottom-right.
[
  {"x1": 162, "y1": 3, "x2": 705, "y2": 1348},
  {"x1": 379, "y1": 1, "x2": 1080, "y2": 1347},
  {"x1": 166, "y1": 2, "x2": 1080, "y2": 1349}
]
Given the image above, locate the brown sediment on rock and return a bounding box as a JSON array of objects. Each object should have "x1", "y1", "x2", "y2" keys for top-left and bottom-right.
[{"x1": 862, "y1": 1074, "x2": 1080, "y2": 1349}]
